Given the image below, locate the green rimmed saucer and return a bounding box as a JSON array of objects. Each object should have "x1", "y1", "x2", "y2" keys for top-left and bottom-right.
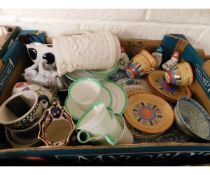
[
  {"x1": 65, "y1": 86, "x2": 112, "y2": 121},
  {"x1": 65, "y1": 70, "x2": 107, "y2": 82},
  {"x1": 87, "y1": 61, "x2": 120, "y2": 77},
  {"x1": 102, "y1": 81, "x2": 128, "y2": 115}
]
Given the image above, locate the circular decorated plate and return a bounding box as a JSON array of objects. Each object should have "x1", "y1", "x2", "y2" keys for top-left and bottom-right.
[
  {"x1": 125, "y1": 121, "x2": 162, "y2": 139},
  {"x1": 116, "y1": 78, "x2": 152, "y2": 93},
  {"x1": 125, "y1": 93, "x2": 174, "y2": 134},
  {"x1": 87, "y1": 61, "x2": 120, "y2": 76},
  {"x1": 146, "y1": 70, "x2": 192, "y2": 103},
  {"x1": 176, "y1": 96, "x2": 210, "y2": 140},
  {"x1": 127, "y1": 89, "x2": 152, "y2": 97},
  {"x1": 65, "y1": 86, "x2": 112, "y2": 121},
  {"x1": 5, "y1": 126, "x2": 41, "y2": 148},
  {"x1": 102, "y1": 81, "x2": 128, "y2": 114},
  {"x1": 65, "y1": 70, "x2": 107, "y2": 82}
]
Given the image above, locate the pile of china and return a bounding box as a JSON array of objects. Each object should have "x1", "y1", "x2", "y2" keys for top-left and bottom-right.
[{"x1": 0, "y1": 46, "x2": 209, "y2": 148}]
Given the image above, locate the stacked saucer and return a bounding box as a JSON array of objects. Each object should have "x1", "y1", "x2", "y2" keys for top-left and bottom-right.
[
  {"x1": 65, "y1": 61, "x2": 120, "y2": 82},
  {"x1": 146, "y1": 70, "x2": 192, "y2": 103},
  {"x1": 65, "y1": 78, "x2": 128, "y2": 121}
]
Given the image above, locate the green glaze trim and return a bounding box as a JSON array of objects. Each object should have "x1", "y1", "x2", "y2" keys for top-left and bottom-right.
[
  {"x1": 87, "y1": 61, "x2": 120, "y2": 76},
  {"x1": 76, "y1": 102, "x2": 113, "y2": 129},
  {"x1": 65, "y1": 71, "x2": 108, "y2": 82},
  {"x1": 102, "y1": 81, "x2": 128, "y2": 115},
  {"x1": 104, "y1": 135, "x2": 117, "y2": 146},
  {"x1": 101, "y1": 85, "x2": 113, "y2": 108},
  {"x1": 64, "y1": 73, "x2": 76, "y2": 81}
]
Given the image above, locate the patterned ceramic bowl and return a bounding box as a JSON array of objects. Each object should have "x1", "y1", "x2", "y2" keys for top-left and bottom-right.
[
  {"x1": 0, "y1": 90, "x2": 46, "y2": 132},
  {"x1": 175, "y1": 96, "x2": 210, "y2": 140}
]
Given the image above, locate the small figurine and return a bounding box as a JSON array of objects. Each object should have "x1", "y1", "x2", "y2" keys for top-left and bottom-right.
[
  {"x1": 152, "y1": 46, "x2": 163, "y2": 66},
  {"x1": 162, "y1": 51, "x2": 180, "y2": 71},
  {"x1": 119, "y1": 47, "x2": 130, "y2": 71}
]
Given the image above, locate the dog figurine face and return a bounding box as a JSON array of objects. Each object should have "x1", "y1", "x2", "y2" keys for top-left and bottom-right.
[{"x1": 26, "y1": 42, "x2": 56, "y2": 70}]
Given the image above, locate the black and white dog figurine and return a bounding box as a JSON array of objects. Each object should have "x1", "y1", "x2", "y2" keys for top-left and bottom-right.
[{"x1": 24, "y1": 42, "x2": 65, "y2": 90}]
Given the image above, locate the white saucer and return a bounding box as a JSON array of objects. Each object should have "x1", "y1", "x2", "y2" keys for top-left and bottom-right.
[
  {"x1": 65, "y1": 70, "x2": 107, "y2": 82},
  {"x1": 102, "y1": 81, "x2": 128, "y2": 114},
  {"x1": 65, "y1": 86, "x2": 112, "y2": 121}
]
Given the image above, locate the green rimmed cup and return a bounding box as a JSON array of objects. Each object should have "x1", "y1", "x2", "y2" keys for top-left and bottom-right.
[
  {"x1": 65, "y1": 78, "x2": 113, "y2": 121},
  {"x1": 76, "y1": 105, "x2": 133, "y2": 146},
  {"x1": 68, "y1": 78, "x2": 102, "y2": 110},
  {"x1": 76, "y1": 102, "x2": 121, "y2": 145}
]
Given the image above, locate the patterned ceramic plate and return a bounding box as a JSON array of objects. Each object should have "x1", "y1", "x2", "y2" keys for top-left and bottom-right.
[
  {"x1": 116, "y1": 78, "x2": 152, "y2": 93},
  {"x1": 102, "y1": 81, "x2": 128, "y2": 114},
  {"x1": 125, "y1": 93, "x2": 174, "y2": 134},
  {"x1": 65, "y1": 86, "x2": 112, "y2": 121},
  {"x1": 146, "y1": 70, "x2": 192, "y2": 103},
  {"x1": 5, "y1": 126, "x2": 41, "y2": 148},
  {"x1": 176, "y1": 96, "x2": 210, "y2": 140},
  {"x1": 65, "y1": 70, "x2": 107, "y2": 82}
]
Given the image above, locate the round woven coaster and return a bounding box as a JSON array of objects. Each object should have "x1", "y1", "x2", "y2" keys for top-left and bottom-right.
[
  {"x1": 146, "y1": 70, "x2": 192, "y2": 103},
  {"x1": 125, "y1": 93, "x2": 174, "y2": 134}
]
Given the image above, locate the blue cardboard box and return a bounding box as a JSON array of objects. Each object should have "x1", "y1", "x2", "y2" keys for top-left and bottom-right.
[
  {"x1": 0, "y1": 37, "x2": 29, "y2": 104},
  {"x1": 160, "y1": 34, "x2": 210, "y2": 114},
  {"x1": 0, "y1": 26, "x2": 20, "y2": 58}
]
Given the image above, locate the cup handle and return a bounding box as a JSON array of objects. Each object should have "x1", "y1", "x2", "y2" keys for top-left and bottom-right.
[
  {"x1": 77, "y1": 130, "x2": 118, "y2": 145},
  {"x1": 77, "y1": 130, "x2": 102, "y2": 144}
]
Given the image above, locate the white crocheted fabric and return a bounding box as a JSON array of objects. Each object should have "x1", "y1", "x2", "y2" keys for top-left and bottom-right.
[{"x1": 53, "y1": 32, "x2": 121, "y2": 76}]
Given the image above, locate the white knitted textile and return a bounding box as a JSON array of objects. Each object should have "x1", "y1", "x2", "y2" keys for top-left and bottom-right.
[{"x1": 53, "y1": 32, "x2": 121, "y2": 76}]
